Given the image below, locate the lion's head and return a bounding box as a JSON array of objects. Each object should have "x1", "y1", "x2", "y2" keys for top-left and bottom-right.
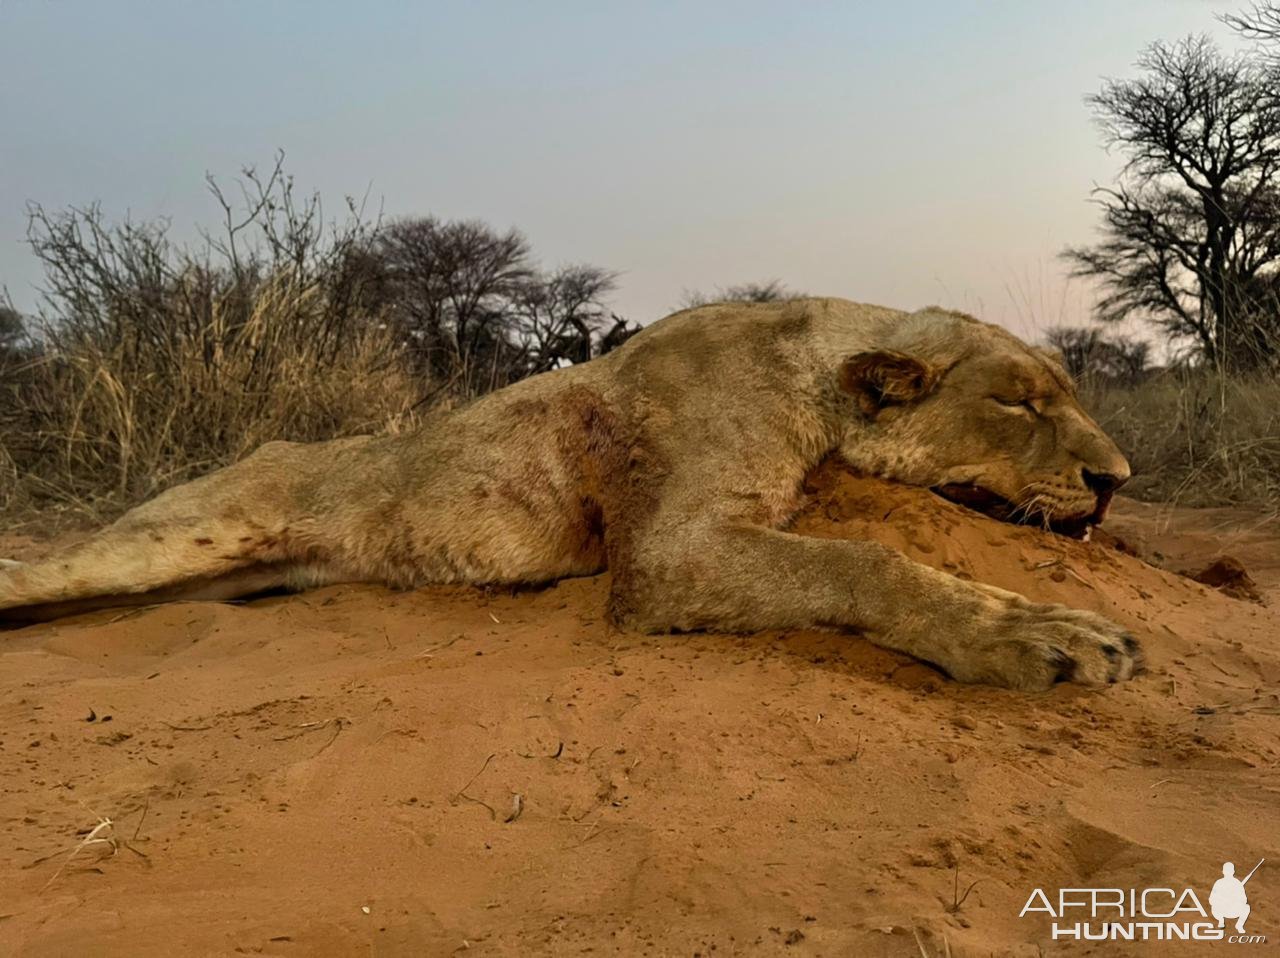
[{"x1": 836, "y1": 308, "x2": 1130, "y2": 537}]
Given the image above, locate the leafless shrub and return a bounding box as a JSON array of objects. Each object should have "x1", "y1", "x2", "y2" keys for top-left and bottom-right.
[
  {"x1": 0, "y1": 156, "x2": 415, "y2": 522},
  {"x1": 680, "y1": 279, "x2": 803, "y2": 309},
  {"x1": 1044, "y1": 326, "x2": 1151, "y2": 385}
]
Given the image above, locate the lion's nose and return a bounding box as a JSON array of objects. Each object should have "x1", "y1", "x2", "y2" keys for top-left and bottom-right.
[{"x1": 1083, "y1": 468, "x2": 1128, "y2": 495}]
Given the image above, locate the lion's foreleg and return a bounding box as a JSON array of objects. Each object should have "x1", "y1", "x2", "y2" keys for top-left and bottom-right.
[{"x1": 613, "y1": 523, "x2": 1140, "y2": 691}]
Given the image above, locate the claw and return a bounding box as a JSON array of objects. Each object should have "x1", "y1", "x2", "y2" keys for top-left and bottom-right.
[
  {"x1": 1048, "y1": 646, "x2": 1076, "y2": 684},
  {"x1": 1121, "y1": 634, "x2": 1145, "y2": 674}
]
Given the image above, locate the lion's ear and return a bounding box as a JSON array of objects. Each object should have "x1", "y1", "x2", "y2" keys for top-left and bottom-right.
[{"x1": 838, "y1": 350, "x2": 940, "y2": 417}]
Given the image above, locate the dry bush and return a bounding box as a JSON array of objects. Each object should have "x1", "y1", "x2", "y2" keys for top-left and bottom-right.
[
  {"x1": 0, "y1": 275, "x2": 419, "y2": 525},
  {"x1": 680, "y1": 279, "x2": 803, "y2": 309},
  {"x1": 1081, "y1": 369, "x2": 1280, "y2": 509},
  {"x1": 0, "y1": 158, "x2": 421, "y2": 526},
  {"x1": 1044, "y1": 325, "x2": 1151, "y2": 385}
]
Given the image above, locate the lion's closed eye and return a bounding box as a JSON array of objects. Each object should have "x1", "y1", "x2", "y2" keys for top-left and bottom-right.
[{"x1": 990, "y1": 396, "x2": 1038, "y2": 414}]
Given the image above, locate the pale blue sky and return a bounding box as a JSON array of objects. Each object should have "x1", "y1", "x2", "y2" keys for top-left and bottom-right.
[{"x1": 0, "y1": 0, "x2": 1248, "y2": 337}]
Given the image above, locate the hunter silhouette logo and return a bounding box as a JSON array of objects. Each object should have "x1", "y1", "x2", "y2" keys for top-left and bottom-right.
[
  {"x1": 1211, "y1": 860, "x2": 1264, "y2": 934},
  {"x1": 1020, "y1": 858, "x2": 1267, "y2": 943}
]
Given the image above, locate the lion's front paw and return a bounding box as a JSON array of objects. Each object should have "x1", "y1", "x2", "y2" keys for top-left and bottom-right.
[{"x1": 953, "y1": 597, "x2": 1143, "y2": 691}]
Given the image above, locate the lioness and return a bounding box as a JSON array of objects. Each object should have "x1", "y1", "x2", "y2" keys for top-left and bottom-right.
[{"x1": 1, "y1": 298, "x2": 1141, "y2": 690}]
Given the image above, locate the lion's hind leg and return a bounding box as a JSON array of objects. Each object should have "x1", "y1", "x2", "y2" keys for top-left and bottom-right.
[
  {"x1": 0, "y1": 508, "x2": 295, "y2": 616},
  {"x1": 0, "y1": 438, "x2": 381, "y2": 622},
  {"x1": 0, "y1": 562, "x2": 298, "y2": 624},
  {"x1": 0, "y1": 441, "x2": 321, "y2": 618}
]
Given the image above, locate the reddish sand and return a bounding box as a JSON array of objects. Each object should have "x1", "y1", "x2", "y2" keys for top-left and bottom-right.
[{"x1": 1, "y1": 461, "x2": 1277, "y2": 956}]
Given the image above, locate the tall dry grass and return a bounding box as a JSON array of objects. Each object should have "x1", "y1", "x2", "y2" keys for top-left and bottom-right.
[
  {"x1": 0, "y1": 159, "x2": 437, "y2": 527},
  {"x1": 0, "y1": 273, "x2": 420, "y2": 525},
  {"x1": 1081, "y1": 369, "x2": 1280, "y2": 509}
]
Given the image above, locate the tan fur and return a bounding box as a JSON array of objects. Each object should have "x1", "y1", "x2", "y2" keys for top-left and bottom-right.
[{"x1": 0, "y1": 298, "x2": 1141, "y2": 690}]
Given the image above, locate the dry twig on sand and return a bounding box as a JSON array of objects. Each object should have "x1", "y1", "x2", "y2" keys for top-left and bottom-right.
[
  {"x1": 945, "y1": 865, "x2": 982, "y2": 913},
  {"x1": 453, "y1": 752, "x2": 500, "y2": 819},
  {"x1": 39, "y1": 799, "x2": 151, "y2": 890}
]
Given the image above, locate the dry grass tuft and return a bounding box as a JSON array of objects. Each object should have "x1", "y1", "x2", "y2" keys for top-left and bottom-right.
[{"x1": 1081, "y1": 369, "x2": 1280, "y2": 509}]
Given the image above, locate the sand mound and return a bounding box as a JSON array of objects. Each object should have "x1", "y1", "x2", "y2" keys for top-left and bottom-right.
[
  {"x1": 2, "y1": 461, "x2": 1277, "y2": 956},
  {"x1": 1186, "y1": 556, "x2": 1263, "y2": 604}
]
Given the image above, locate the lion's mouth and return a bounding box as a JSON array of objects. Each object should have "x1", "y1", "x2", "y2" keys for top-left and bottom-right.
[{"x1": 931, "y1": 484, "x2": 1112, "y2": 540}]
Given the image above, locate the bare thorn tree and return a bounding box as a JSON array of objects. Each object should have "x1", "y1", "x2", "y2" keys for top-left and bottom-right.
[
  {"x1": 369, "y1": 216, "x2": 534, "y2": 394},
  {"x1": 512, "y1": 264, "x2": 622, "y2": 371},
  {"x1": 1064, "y1": 35, "x2": 1280, "y2": 370},
  {"x1": 367, "y1": 217, "x2": 627, "y2": 395}
]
